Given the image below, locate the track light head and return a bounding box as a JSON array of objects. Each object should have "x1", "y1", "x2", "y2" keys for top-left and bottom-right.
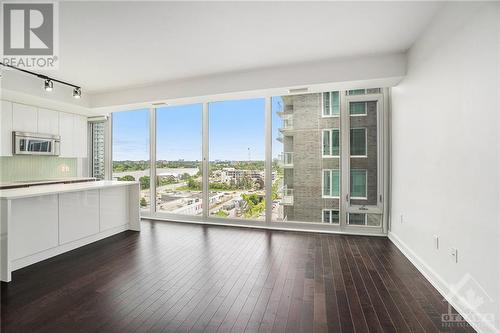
[
  {"x1": 73, "y1": 87, "x2": 81, "y2": 99},
  {"x1": 44, "y1": 79, "x2": 53, "y2": 92}
]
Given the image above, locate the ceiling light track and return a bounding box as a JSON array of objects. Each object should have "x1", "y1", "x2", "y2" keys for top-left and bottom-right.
[{"x1": 0, "y1": 62, "x2": 82, "y2": 99}]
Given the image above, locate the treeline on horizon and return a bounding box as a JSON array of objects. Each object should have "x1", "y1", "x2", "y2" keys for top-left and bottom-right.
[{"x1": 113, "y1": 160, "x2": 268, "y2": 172}]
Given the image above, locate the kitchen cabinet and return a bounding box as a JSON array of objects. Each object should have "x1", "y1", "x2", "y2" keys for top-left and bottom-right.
[
  {"x1": 12, "y1": 103, "x2": 37, "y2": 133},
  {"x1": 37, "y1": 108, "x2": 59, "y2": 135},
  {"x1": 59, "y1": 112, "x2": 75, "y2": 157},
  {"x1": 10, "y1": 195, "x2": 59, "y2": 260},
  {"x1": 73, "y1": 115, "x2": 88, "y2": 158},
  {"x1": 59, "y1": 190, "x2": 99, "y2": 244},
  {"x1": 1, "y1": 101, "x2": 13, "y2": 156}
]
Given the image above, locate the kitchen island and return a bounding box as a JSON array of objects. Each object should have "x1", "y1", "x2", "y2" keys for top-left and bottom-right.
[{"x1": 0, "y1": 180, "x2": 140, "y2": 282}]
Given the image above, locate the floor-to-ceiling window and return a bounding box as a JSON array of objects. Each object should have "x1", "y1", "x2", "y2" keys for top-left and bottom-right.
[
  {"x1": 112, "y1": 109, "x2": 150, "y2": 210},
  {"x1": 208, "y1": 98, "x2": 266, "y2": 221},
  {"x1": 155, "y1": 104, "x2": 203, "y2": 216},
  {"x1": 109, "y1": 89, "x2": 386, "y2": 234}
]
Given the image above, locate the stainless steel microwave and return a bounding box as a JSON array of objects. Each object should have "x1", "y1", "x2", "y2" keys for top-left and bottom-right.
[{"x1": 13, "y1": 132, "x2": 61, "y2": 156}]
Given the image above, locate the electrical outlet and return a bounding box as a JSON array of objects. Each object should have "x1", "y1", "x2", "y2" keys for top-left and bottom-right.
[
  {"x1": 400, "y1": 214, "x2": 404, "y2": 224},
  {"x1": 433, "y1": 235, "x2": 439, "y2": 249},
  {"x1": 451, "y1": 248, "x2": 458, "y2": 263}
]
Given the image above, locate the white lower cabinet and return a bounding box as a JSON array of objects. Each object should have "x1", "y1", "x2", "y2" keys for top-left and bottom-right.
[
  {"x1": 99, "y1": 187, "x2": 128, "y2": 231},
  {"x1": 10, "y1": 195, "x2": 59, "y2": 260},
  {"x1": 59, "y1": 190, "x2": 99, "y2": 244}
]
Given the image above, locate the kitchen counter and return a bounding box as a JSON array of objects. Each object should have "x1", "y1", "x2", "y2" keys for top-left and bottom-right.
[
  {"x1": 0, "y1": 180, "x2": 140, "y2": 282},
  {"x1": 0, "y1": 180, "x2": 136, "y2": 199},
  {"x1": 0, "y1": 177, "x2": 96, "y2": 190}
]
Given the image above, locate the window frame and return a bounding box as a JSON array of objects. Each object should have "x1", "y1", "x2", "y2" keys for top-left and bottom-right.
[
  {"x1": 322, "y1": 209, "x2": 340, "y2": 224},
  {"x1": 322, "y1": 128, "x2": 340, "y2": 158},
  {"x1": 321, "y1": 91, "x2": 340, "y2": 118},
  {"x1": 109, "y1": 88, "x2": 388, "y2": 236},
  {"x1": 349, "y1": 101, "x2": 368, "y2": 117},
  {"x1": 322, "y1": 168, "x2": 340, "y2": 199}
]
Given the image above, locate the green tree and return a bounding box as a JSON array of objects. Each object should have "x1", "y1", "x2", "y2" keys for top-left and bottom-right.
[
  {"x1": 118, "y1": 175, "x2": 135, "y2": 181},
  {"x1": 139, "y1": 176, "x2": 150, "y2": 190},
  {"x1": 140, "y1": 197, "x2": 147, "y2": 207}
]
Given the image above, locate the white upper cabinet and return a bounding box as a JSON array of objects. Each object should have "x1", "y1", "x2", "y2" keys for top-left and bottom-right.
[
  {"x1": 59, "y1": 112, "x2": 75, "y2": 157},
  {"x1": 12, "y1": 103, "x2": 37, "y2": 133},
  {"x1": 74, "y1": 115, "x2": 88, "y2": 158},
  {"x1": 1, "y1": 101, "x2": 13, "y2": 156},
  {"x1": 37, "y1": 108, "x2": 59, "y2": 135},
  {"x1": 0, "y1": 100, "x2": 88, "y2": 158}
]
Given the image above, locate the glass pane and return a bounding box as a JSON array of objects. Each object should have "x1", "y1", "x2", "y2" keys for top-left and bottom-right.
[
  {"x1": 350, "y1": 102, "x2": 366, "y2": 115},
  {"x1": 332, "y1": 129, "x2": 340, "y2": 156},
  {"x1": 323, "y1": 170, "x2": 331, "y2": 196},
  {"x1": 209, "y1": 98, "x2": 265, "y2": 221},
  {"x1": 112, "y1": 109, "x2": 150, "y2": 211},
  {"x1": 322, "y1": 93, "x2": 330, "y2": 116},
  {"x1": 348, "y1": 89, "x2": 366, "y2": 95},
  {"x1": 156, "y1": 104, "x2": 202, "y2": 216},
  {"x1": 331, "y1": 210, "x2": 340, "y2": 224},
  {"x1": 332, "y1": 169, "x2": 340, "y2": 197},
  {"x1": 350, "y1": 170, "x2": 366, "y2": 199},
  {"x1": 348, "y1": 213, "x2": 366, "y2": 225},
  {"x1": 350, "y1": 128, "x2": 366, "y2": 156},
  {"x1": 350, "y1": 100, "x2": 378, "y2": 206},
  {"x1": 322, "y1": 130, "x2": 330, "y2": 156},
  {"x1": 331, "y1": 91, "x2": 340, "y2": 115},
  {"x1": 273, "y1": 93, "x2": 341, "y2": 224},
  {"x1": 322, "y1": 210, "x2": 330, "y2": 223}
]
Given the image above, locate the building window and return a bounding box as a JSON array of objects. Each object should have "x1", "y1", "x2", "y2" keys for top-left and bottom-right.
[
  {"x1": 322, "y1": 91, "x2": 340, "y2": 117},
  {"x1": 350, "y1": 128, "x2": 367, "y2": 157},
  {"x1": 322, "y1": 209, "x2": 339, "y2": 224},
  {"x1": 350, "y1": 169, "x2": 367, "y2": 199},
  {"x1": 350, "y1": 101, "x2": 367, "y2": 116},
  {"x1": 348, "y1": 88, "x2": 381, "y2": 95},
  {"x1": 348, "y1": 213, "x2": 367, "y2": 225},
  {"x1": 322, "y1": 129, "x2": 340, "y2": 157},
  {"x1": 323, "y1": 169, "x2": 340, "y2": 198}
]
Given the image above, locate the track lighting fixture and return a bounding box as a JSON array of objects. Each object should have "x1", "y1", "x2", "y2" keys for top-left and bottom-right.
[
  {"x1": 73, "y1": 87, "x2": 81, "y2": 99},
  {"x1": 0, "y1": 62, "x2": 82, "y2": 99},
  {"x1": 44, "y1": 79, "x2": 54, "y2": 92}
]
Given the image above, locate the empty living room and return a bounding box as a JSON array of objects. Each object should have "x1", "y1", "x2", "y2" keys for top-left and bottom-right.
[{"x1": 0, "y1": 1, "x2": 499, "y2": 332}]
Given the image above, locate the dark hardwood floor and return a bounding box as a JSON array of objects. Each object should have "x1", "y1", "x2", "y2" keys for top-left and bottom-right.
[{"x1": 1, "y1": 220, "x2": 475, "y2": 333}]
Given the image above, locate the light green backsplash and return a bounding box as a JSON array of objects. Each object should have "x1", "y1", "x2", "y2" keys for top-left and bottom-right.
[{"x1": 0, "y1": 156, "x2": 77, "y2": 182}]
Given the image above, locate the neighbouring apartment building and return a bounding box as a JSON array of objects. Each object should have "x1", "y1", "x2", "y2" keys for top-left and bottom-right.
[{"x1": 276, "y1": 89, "x2": 380, "y2": 225}]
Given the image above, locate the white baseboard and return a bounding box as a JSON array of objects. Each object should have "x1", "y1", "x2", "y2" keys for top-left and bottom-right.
[{"x1": 388, "y1": 231, "x2": 498, "y2": 333}]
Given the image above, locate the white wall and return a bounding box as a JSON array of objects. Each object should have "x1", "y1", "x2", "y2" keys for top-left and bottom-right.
[{"x1": 390, "y1": 2, "x2": 500, "y2": 332}]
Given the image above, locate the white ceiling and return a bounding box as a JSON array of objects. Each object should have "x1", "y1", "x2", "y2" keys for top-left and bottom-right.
[{"x1": 46, "y1": 1, "x2": 441, "y2": 94}]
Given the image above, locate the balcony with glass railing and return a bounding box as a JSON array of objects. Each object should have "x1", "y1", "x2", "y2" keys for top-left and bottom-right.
[{"x1": 279, "y1": 115, "x2": 293, "y2": 132}]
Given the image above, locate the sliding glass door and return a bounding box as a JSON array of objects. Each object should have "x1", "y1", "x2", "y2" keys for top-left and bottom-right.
[{"x1": 208, "y1": 98, "x2": 266, "y2": 221}]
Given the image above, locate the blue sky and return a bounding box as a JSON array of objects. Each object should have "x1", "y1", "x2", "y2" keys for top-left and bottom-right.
[{"x1": 112, "y1": 97, "x2": 284, "y2": 161}]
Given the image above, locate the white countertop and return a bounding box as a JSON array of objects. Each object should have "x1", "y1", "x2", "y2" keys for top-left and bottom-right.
[
  {"x1": 0, "y1": 177, "x2": 97, "y2": 189},
  {"x1": 0, "y1": 181, "x2": 139, "y2": 199}
]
